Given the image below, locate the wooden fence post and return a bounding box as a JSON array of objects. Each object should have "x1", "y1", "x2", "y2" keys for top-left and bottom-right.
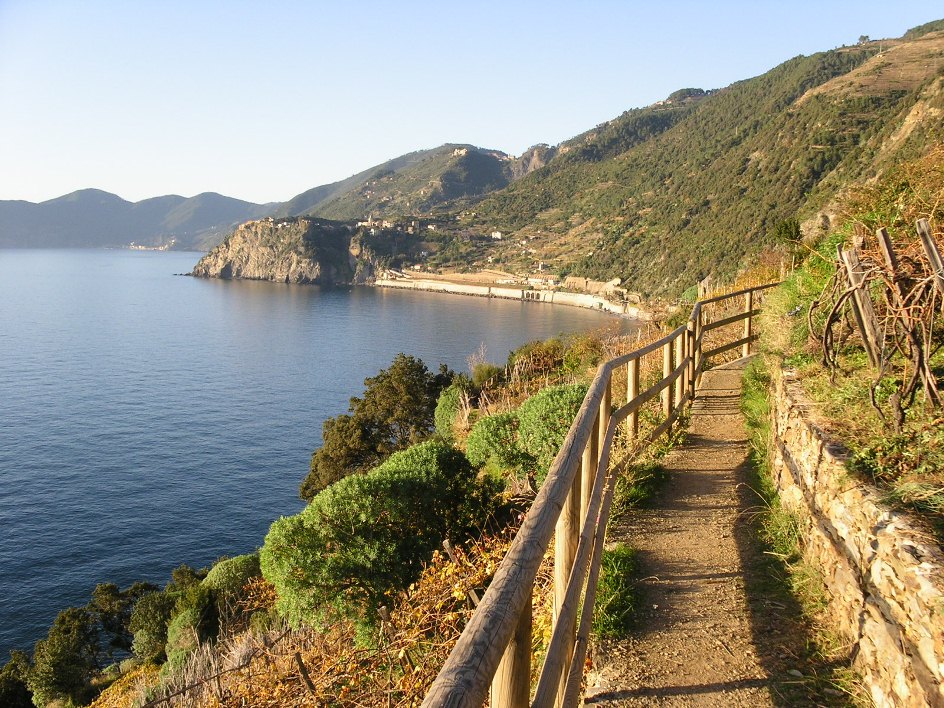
[
  {"x1": 553, "y1": 460, "x2": 581, "y2": 705},
  {"x1": 662, "y1": 339, "x2": 673, "y2": 423},
  {"x1": 686, "y1": 319, "x2": 696, "y2": 399},
  {"x1": 627, "y1": 358, "x2": 639, "y2": 439},
  {"x1": 674, "y1": 332, "x2": 685, "y2": 406},
  {"x1": 490, "y1": 584, "x2": 532, "y2": 708},
  {"x1": 742, "y1": 290, "x2": 753, "y2": 358},
  {"x1": 598, "y1": 378, "x2": 611, "y2": 461},
  {"x1": 580, "y1": 415, "x2": 599, "y2": 521}
]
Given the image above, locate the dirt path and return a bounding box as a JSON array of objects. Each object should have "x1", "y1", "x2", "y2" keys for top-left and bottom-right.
[{"x1": 584, "y1": 359, "x2": 776, "y2": 707}]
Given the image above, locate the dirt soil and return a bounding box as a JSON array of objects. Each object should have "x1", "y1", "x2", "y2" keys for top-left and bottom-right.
[{"x1": 584, "y1": 360, "x2": 812, "y2": 706}]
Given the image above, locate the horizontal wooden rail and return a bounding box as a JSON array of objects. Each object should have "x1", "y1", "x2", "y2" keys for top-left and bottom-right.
[
  {"x1": 422, "y1": 281, "x2": 778, "y2": 708},
  {"x1": 701, "y1": 308, "x2": 761, "y2": 333},
  {"x1": 702, "y1": 333, "x2": 759, "y2": 360}
]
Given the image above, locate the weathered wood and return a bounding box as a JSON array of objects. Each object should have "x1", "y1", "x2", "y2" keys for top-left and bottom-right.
[
  {"x1": 562, "y1": 429, "x2": 620, "y2": 708},
  {"x1": 490, "y1": 584, "x2": 532, "y2": 708},
  {"x1": 598, "y1": 379, "x2": 611, "y2": 462},
  {"x1": 580, "y1": 415, "x2": 599, "y2": 522},
  {"x1": 552, "y1": 458, "x2": 582, "y2": 702},
  {"x1": 627, "y1": 358, "x2": 639, "y2": 438},
  {"x1": 686, "y1": 319, "x2": 696, "y2": 399},
  {"x1": 421, "y1": 370, "x2": 607, "y2": 708},
  {"x1": 742, "y1": 290, "x2": 754, "y2": 358},
  {"x1": 662, "y1": 340, "x2": 673, "y2": 422},
  {"x1": 674, "y1": 332, "x2": 686, "y2": 408},
  {"x1": 533, "y1": 420, "x2": 616, "y2": 708},
  {"x1": 916, "y1": 218, "x2": 944, "y2": 298},
  {"x1": 840, "y1": 245, "x2": 882, "y2": 368},
  {"x1": 608, "y1": 324, "x2": 686, "y2": 368},
  {"x1": 696, "y1": 281, "x2": 778, "y2": 306},
  {"x1": 700, "y1": 308, "x2": 759, "y2": 333},
  {"x1": 702, "y1": 334, "x2": 759, "y2": 360}
]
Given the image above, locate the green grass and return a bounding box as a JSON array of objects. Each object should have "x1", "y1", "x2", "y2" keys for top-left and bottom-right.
[
  {"x1": 740, "y1": 356, "x2": 864, "y2": 705},
  {"x1": 591, "y1": 544, "x2": 640, "y2": 639}
]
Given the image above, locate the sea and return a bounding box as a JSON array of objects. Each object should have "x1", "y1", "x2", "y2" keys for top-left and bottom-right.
[{"x1": 0, "y1": 248, "x2": 633, "y2": 655}]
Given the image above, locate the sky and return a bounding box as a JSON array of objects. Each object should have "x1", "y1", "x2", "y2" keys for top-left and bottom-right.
[{"x1": 1, "y1": 1, "x2": 941, "y2": 205}]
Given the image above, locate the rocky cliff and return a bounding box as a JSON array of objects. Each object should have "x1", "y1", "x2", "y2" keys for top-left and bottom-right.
[{"x1": 191, "y1": 217, "x2": 378, "y2": 285}]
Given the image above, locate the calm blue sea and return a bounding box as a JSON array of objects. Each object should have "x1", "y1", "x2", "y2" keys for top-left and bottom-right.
[{"x1": 0, "y1": 249, "x2": 628, "y2": 654}]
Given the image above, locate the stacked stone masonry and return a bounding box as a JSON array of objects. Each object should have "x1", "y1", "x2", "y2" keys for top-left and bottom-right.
[{"x1": 771, "y1": 368, "x2": 944, "y2": 707}]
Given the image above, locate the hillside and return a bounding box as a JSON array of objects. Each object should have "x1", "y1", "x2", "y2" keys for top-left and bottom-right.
[
  {"x1": 463, "y1": 30, "x2": 944, "y2": 295},
  {"x1": 0, "y1": 189, "x2": 274, "y2": 251},
  {"x1": 280, "y1": 143, "x2": 550, "y2": 221}
]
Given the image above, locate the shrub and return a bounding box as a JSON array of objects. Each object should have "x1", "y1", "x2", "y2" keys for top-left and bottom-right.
[
  {"x1": 202, "y1": 554, "x2": 261, "y2": 599},
  {"x1": 465, "y1": 412, "x2": 530, "y2": 473},
  {"x1": 471, "y1": 362, "x2": 504, "y2": 389},
  {"x1": 163, "y1": 607, "x2": 203, "y2": 673},
  {"x1": 129, "y1": 591, "x2": 176, "y2": 664},
  {"x1": 261, "y1": 440, "x2": 499, "y2": 626},
  {"x1": 517, "y1": 384, "x2": 589, "y2": 485},
  {"x1": 507, "y1": 338, "x2": 565, "y2": 377},
  {"x1": 434, "y1": 381, "x2": 469, "y2": 439}
]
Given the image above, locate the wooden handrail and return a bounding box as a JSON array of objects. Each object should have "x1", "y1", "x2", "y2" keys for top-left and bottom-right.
[{"x1": 422, "y1": 282, "x2": 778, "y2": 708}]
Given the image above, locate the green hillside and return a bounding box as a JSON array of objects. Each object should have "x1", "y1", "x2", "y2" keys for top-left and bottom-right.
[
  {"x1": 280, "y1": 144, "x2": 534, "y2": 221},
  {"x1": 466, "y1": 30, "x2": 944, "y2": 295}
]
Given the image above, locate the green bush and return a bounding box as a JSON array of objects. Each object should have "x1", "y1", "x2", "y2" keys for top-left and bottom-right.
[
  {"x1": 163, "y1": 607, "x2": 203, "y2": 673},
  {"x1": 202, "y1": 553, "x2": 261, "y2": 599},
  {"x1": 465, "y1": 412, "x2": 530, "y2": 473},
  {"x1": 507, "y1": 338, "x2": 565, "y2": 376},
  {"x1": 261, "y1": 440, "x2": 499, "y2": 626},
  {"x1": 434, "y1": 381, "x2": 468, "y2": 439},
  {"x1": 517, "y1": 384, "x2": 589, "y2": 486},
  {"x1": 471, "y1": 362, "x2": 504, "y2": 389},
  {"x1": 129, "y1": 591, "x2": 176, "y2": 664}
]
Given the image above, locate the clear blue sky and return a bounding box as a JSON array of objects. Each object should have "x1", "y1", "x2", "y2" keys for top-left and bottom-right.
[{"x1": 1, "y1": 0, "x2": 940, "y2": 204}]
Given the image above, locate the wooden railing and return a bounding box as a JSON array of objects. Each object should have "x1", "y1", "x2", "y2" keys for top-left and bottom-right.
[{"x1": 421, "y1": 282, "x2": 779, "y2": 708}]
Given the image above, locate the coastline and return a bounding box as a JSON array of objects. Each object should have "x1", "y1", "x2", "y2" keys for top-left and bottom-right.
[{"x1": 373, "y1": 276, "x2": 652, "y2": 320}]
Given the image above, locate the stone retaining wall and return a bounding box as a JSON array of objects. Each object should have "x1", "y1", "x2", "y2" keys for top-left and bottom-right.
[{"x1": 771, "y1": 368, "x2": 944, "y2": 707}]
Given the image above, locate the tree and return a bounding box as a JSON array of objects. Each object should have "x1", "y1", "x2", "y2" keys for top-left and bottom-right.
[
  {"x1": 129, "y1": 591, "x2": 176, "y2": 664},
  {"x1": 89, "y1": 581, "x2": 157, "y2": 660},
  {"x1": 300, "y1": 354, "x2": 453, "y2": 500},
  {"x1": 266, "y1": 440, "x2": 498, "y2": 625},
  {"x1": 27, "y1": 607, "x2": 98, "y2": 707},
  {"x1": 0, "y1": 651, "x2": 32, "y2": 708}
]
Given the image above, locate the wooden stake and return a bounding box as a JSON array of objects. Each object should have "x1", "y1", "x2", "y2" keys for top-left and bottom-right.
[
  {"x1": 916, "y1": 218, "x2": 944, "y2": 298},
  {"x1": 840, "y1": 245, "x2": 882, "y2": 368}
]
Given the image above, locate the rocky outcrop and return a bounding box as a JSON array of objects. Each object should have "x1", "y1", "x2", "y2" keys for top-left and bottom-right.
[
  {"x1": 770, "y1": 367, "x2": 944, "y2": 707},
  {"x1": 191, "y1": 217, "x2": 367, "y2": 285}
]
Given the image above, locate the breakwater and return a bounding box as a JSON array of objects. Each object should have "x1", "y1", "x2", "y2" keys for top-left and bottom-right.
[{"x1": 374, "y1": 277, "x2": 650, "y2": 319}]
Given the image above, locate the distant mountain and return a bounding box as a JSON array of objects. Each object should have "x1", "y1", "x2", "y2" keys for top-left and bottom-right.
[
  {"x1": 0, "y1": 189, "x2": 275, "y2": 251},
  {"x1": 280, "y1": 143, "x2": 551, "y2": 221}
]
